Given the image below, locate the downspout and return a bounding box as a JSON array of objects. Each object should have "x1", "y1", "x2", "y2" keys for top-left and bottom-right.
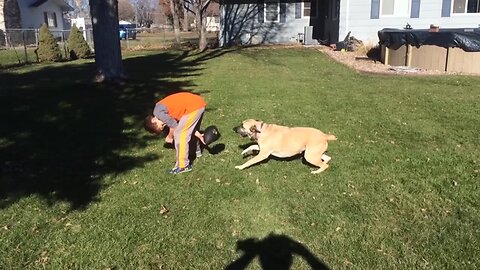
[
  {"x1": 345, "y1": 0, "x2": 350, "y2": 38},
  {"x1": 219, "y1": 0, "x2": 225, "y2": 47}
]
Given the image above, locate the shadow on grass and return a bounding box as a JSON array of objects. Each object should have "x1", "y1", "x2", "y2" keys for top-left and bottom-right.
[
  {"x1": 225, "y1": 233, "x2": 330, "y2": 270},
  {"x1": 0, "y1": 47, "x2": 237, "y2": 211}
]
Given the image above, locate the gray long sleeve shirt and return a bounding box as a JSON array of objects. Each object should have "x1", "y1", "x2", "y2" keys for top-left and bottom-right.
[{"x1": 153, "y1": 103, "x2": 178, "y2": 129}]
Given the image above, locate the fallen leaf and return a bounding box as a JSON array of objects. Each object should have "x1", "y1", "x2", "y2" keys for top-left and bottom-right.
[{"x1": 160, "y1": 205, "x2": 169, "y2": 215}]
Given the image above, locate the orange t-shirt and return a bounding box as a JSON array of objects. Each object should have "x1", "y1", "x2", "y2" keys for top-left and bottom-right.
[{"x1": 157, "y1": 92, "x2": 207, "y2": 120}]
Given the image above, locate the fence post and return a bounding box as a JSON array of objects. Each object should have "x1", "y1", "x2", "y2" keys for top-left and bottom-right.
[
  {"x1": 35, "y1": 28, "x2": 39, "y2": 46},
  {"x1": 22, "y1": 30, "x2": 28, "y2": 63},
  {"x1": 3, "y1": 30, "x2": 7, "y2": 48},
  {"x1": 61, "y1": 31, "x2": 68, "y2": 58}
]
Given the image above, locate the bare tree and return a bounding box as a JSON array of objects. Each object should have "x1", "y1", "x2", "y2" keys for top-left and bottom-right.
[
  {"x1": 184, "y1": 0, "x2": 212, "y2": 51},
  {"x1": 89, "y1": 0, "x2": 126, "y2": 82},
  {"x1": 132, "y1": 0, "x2": 157, "y2": 27},
  {"x1": 72, "y1": 0, "x2": 90, "y2": 17},
  {"x1": 168, "y1": 0, "x2": 181, "y2": 42},
  {"x1": 182, "y1": 0, "x2": 188, "y2": 31},
  {"x1": 118, "y1": 0, "x2": 135, "y2": 21}
]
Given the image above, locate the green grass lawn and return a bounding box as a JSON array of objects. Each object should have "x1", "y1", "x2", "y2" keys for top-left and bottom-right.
[
  {"x1": 1, "y1": 47, "x2": 479, "y2": 269},
  {"x1": 0, "y1": 48, "x2": 38, "y2": 68}
]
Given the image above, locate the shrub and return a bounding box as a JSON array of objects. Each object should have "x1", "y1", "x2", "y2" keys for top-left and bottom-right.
[
  {"x1": 37, "y1": 23, "x2": 62, "y2": 62},
  {"x1": 67, "y1": 24, "x2": 91, "y2": 60}
]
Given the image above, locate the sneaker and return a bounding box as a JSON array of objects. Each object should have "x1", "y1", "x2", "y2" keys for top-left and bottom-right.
[
  {"x1": 168, "y1": 165, "x2": 193, "y2": 174},
  {"x1": 196, "y1": 149, "x2": 202, "y2": 158}
]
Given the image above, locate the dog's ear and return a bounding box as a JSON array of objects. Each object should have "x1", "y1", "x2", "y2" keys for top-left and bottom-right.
[{"x1": 250, "y1": 126, "x2": 260, "y2": 133}]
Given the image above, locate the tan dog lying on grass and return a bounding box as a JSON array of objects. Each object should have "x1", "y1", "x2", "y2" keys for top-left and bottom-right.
[{"x1": 233, "y1": 119, "x2": 337, "y2": 174}]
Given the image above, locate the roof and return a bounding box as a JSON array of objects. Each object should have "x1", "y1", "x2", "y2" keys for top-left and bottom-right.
[
  {"x1": 30, "y1": 0, "x2": 74, "y2": 11},
  {"x1": 119, "y1": 20, "x2": 134, "y2": 25}
]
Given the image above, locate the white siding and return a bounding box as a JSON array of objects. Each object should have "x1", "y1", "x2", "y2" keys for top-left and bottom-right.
[
  {"x1": 340, "y1": 0, "x2": 480, "y2": 45},
  {"x1": 220, "y1": 1, "x2": 317, "y2": 46},
  {"x1": 0, "y1": 1, "x2": 5, "y2": 31},
  {"x1": 17, "y1": 0, "x2": 67, "y2": 30}
]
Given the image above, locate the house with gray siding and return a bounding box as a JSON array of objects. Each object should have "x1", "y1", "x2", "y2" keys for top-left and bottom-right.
[
  {"x1": 1, "y1": 0, "x2": 73, "y2": 46},
  {"x1": 0, "y1": 0, "x2": 73, "y2": 32},
  {"x1": 219, "y1": 0, "x2": 480, "y2": 47}
]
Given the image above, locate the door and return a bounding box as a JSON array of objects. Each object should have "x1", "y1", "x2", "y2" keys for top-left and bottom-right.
[{"x1": 323, "y1": 0, "x2": 340, "y2": 44}]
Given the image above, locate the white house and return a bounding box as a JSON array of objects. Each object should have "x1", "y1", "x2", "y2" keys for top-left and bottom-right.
[
  {"x1": 219, "y1": 0, "x2": 480, "y2": 46},
  {"x1": 206, "y1": 16, "x2": 220, "y2": 32},
  {"x1": 341, "y1": 0, "x2": 480, "y2": 45},
  {"x1": 71, "y1": 16, "x2": 93, "y2": 43},
  {"x1": 0, "y1": 0, "x2": 73, "y2": 32}
]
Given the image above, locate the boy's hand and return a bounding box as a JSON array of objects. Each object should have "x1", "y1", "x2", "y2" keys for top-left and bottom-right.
[
  {"x1": 195, "y1": 131, "x2": 206, "y2": 145},
  {"x1": 165, "y1": 136, "x2": 173, "y2": 144},
  {"x1": 165, "y1": 127, "x2": 175, "y2": 144}
]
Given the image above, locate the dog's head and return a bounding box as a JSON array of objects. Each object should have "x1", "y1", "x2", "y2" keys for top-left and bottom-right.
[{"x1": 233, "y1": 119, "x2": 263, "y2": 140}]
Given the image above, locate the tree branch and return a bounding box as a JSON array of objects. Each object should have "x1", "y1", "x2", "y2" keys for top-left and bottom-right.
[{"x1": 184, "y1": 0, "x2": 195, "y2": 14}]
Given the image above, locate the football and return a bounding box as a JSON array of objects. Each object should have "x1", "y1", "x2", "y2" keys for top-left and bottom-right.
[{"x1": 203, "y1": 125, "x2": 221, "y2": 145}]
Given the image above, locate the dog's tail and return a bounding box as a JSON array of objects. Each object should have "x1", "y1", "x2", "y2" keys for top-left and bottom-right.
[{"x1": 326, "y1": 134, "x2": 337, "y2": 141}]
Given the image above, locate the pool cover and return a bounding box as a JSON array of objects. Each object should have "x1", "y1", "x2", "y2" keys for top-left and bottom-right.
[{"x1": 378, "y1": 28, "x2": 480, "y2": 52}]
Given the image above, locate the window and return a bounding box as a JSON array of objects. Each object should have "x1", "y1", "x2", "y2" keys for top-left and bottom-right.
[
  {"x1": 453, "y1": 0, "x2": 480, "y2": 13},
  {"x1": 265, "y1": 0, "x2": 279, "y2": 21},
  {"x1": 303, "y1": 0, "x2": 317, "y2": 18},
  {"x1": 380, "y1": 0, "x2": 410, "y2": 17},
  {"x1": 43, "y1": 12, "x2": 58, "y2": 27}
]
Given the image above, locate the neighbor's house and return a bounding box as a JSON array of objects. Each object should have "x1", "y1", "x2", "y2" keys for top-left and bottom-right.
[
  {"x1": 206, "y1": 16, "x2": 220, "y2": 32},
  {"x1": 0, "y1": 0, "x2": 73, "y2": 38},
  {"x1": 219, "y1": 0, "x2": 480, "y2": 47}
]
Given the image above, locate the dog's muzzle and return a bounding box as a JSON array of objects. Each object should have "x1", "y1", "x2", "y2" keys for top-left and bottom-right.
[{"x1": 233, "y1": 126, "x2": 250, "y2": 138}]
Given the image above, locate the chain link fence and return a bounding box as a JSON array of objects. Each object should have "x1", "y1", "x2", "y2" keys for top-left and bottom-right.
[
  {"x1": 0, "y1": 28, "x2": 94, "y2": 67},
  {"x1": 0, "y1": 27, "x2": 219, "y2": 68}
]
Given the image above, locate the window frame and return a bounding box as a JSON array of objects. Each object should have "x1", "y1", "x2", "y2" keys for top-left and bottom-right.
[
  {"x1": 302, "y1": 0, "x2": 318, "y2": 18},
  {"x1": 379, "y1": 0, "x2": 411, "y2": 18},
  {"x1": 264, "y1": 0, "x2": 280, "y2": 22},
  {"x1": 43, "y1": 12, "x2": 58, "y2": 28},
  {"x1": 451, "y1": 0, "x2": 480, "y2": 15}
]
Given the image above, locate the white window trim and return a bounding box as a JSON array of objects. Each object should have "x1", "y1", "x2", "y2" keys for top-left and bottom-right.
[
  {"x1": 451, "y1": 0, "x2": 480, "y2": 15},
  {"x1": 379, "y1": 0, "x2": 411, "y2": 18},
  {"x1": 45, "y1": 12, "x2": 58, "y2": 28},
  {"x1": 264, "y1": 0, "x2": 280, "y2": 22},
  {"x1": 302, "y1": 1, "x2": 318, "y2": 19}
]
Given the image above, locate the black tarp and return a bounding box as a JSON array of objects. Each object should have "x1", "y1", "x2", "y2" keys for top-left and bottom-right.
[{"x1": 378, "y1": 28, "x2": 480, "y2": 52}]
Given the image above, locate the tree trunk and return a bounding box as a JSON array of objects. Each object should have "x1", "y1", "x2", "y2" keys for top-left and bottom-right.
[
  {"x1": 1, "y1": 0, "x2": 22, "y2": 46},
  {"x1": 89, "y1": 0, "x2": 126, "y2": 83},
  {"x1": 194, "y1": 3, "x2": 207, "y2": 51},
  {"x1": 182, "y1": 0, "x2": 188, "y2": 32},
  {"x1": 169, "y1": 0, "x2": 181, "y2": 43},
  {"x1": 2, "y1": 0, "x2": 22, "y2": 28}
]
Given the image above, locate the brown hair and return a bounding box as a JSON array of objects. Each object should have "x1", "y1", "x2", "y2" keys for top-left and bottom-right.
[{"x1": 144, "y1": 115, "x2": 162, "y2": 135}]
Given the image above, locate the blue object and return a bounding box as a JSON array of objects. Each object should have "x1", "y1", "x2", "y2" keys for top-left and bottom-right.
[{"x1": 119, "y1": 24, "x2": 137, "y2": 40}]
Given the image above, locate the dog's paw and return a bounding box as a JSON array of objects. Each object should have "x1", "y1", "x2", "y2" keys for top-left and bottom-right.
[
  {"x1": 234, "y1": 165, "x2": 244, "y2": 170},
  {"x1": 241, "y1": 149, "x2": 250, "y2": 156}
]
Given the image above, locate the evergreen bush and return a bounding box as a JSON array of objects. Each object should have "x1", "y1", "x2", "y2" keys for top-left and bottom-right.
[
  {"x1": 67, "y1": 24, "x2": 91, "y2": 60},
  {"x1": 37, "y1": 24, "x2": 62, "y2": 62}
]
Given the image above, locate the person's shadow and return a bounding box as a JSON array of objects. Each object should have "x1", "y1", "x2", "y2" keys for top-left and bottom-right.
[{"x1": 225, "y1": 233, "x2": 330, "y2": 270}]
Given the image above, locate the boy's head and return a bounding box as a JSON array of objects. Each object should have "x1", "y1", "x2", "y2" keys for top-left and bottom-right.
[{"x1": 144, "y1": 115, "x2": 166, "y2": 135}]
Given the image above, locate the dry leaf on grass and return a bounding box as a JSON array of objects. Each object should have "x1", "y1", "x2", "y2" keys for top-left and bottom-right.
[{"x1": 160, "y1": 205, "x2": 169, "y2": 215}]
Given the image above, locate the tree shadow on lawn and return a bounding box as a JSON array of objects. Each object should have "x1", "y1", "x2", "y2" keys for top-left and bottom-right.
[
  {"x1": 225, "y1": 233, "x2": 330, "y2": 270},
  {"x1": 0, "y1": 48, "x2": 235, "y2": 211}
]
